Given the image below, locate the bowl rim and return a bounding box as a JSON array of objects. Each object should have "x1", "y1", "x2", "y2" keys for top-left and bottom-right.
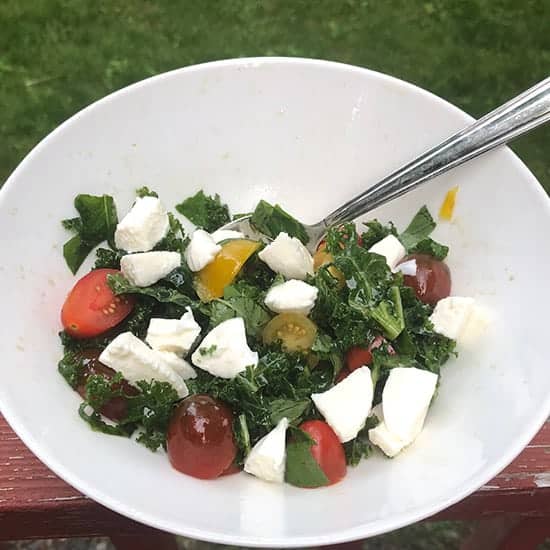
[{"x1": 2, "y1": 56, "x2": 550, "y2": 547}]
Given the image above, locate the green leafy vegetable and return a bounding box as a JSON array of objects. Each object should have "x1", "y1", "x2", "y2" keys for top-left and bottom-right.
[
  {"x1": 62, "y1": 194, "x2": 118, "y2": 274},
  {"x1": 285, "y1": 428, "x2": 329, "y2": 488},
  {"x1": 206, "y1": 281, "x2": 271, "y2": 338},
  {"x1": 360, "y1": 219, "x2": 397, "y2": 249},
  {"x1": 409, "y1": 238, "x2": 449, "y2": 260},
  {"x1": 136, "y1": 186, "x2": 158, "y2": 198},
  {"x1": 154, "y1": 213, "x2": 188, "y2": 253},
  {"x1": 94, "y1": 247, "x2": 122, "y2": 269},
  {"x1": 250, "y1": 200, "x2": 309, "y2": 244},
  {"x1": 58, "y1": 351, "x2": 85, "y2": 388},
  {"x1": 399, "y1": 205, "x2": 436, "y2": 250},
  {"x1": 107, "y1": 273, "x2": 195, "y2": 308},
  {"x1": 175, "y1": 190, "x2": 230, "y2": 232},
  {"x1": 235, "y1": 414, "x2": 252, "y2": 458},
  {"x1": 78, "y1": 373, "x2": 179, "y2": 451},
  {"x1": 268, "y1": 398, "x2": 310, "y2": 425},
  {"x1": 343, "y1": 415, "x2": 379, "y2": 466}
]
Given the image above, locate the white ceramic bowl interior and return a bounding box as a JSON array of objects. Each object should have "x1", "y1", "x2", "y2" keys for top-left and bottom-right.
[{"x1": 1, "y1": 58, "x2": 549, "y2": 547}]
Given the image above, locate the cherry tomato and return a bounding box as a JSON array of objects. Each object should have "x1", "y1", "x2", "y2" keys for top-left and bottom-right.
[
  {"x1": 75, "y1": 349, "x2": 138, "y2": 422},
  {"x1": 195, "y1": 239, "x2": 260, "y2": 302},
  {"x1": 262, "y1": 313, "x2": 318, "y2": 352},
  {"x1": 299, "y1": 420, "x2": 346, "y2": 486},
  {"x1": 345, "y1": 335, "x2": 386, "y2": 372},
  {"x1": 61, "y1": 269, "x2": 135, "y2": 339},
  {"x1": 167, "y1": 395, "x2": 237, "y2": 480},
  {"x1": 399, "y1": 254, "x2": 451, "y2": 305}
]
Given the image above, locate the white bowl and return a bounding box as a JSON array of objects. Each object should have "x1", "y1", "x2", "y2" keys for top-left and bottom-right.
[{"x1": 1, "y1": 58, "x2": 549, "y2": 547}]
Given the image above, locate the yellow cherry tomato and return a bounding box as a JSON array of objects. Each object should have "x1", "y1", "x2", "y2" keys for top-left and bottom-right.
[
  {"x1": 313, "y1": 242, "x2": 345, "y2": 288},
  {"x1": 262, "y1": 313, "x2": 318, "y2": 352},
  {"x1": 195, "y1": 239, "x2": 260, "y2": 302}
]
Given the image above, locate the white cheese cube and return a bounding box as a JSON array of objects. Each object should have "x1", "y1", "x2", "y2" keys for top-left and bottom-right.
[
  {"x1": 369, "y1": 235, "x2": 406, "y2": 272},
  {"x1": 191, "y1": 317, "x2": 258, "y2": 378},
  {"x1": 258, "y1": 232, "x2": 313, "y2": 280},
  {"x1": 120, "y1": 251, "x2": 181, "y2": 287},
  {"x1": 114, "y1": 197, "x2": 170, "y2": 253},
  {"x1": 210, "y1": 229, "x2": 245, "y2": 243},
  {"x1": 145, "y1": 307, "x2": 201, "y2": 356},
  {"x1": 382, "y1": 367, "x2": 437, "y2": 443},
  {"x1": 264, "y1": 279, "x2": 318, "y2": 315},
  {"x1": 99, "y1": 332, "x2": 189, "y2": 398},
  {"x1": 312, "y1": 367, "x2": 373, "y2": 443},
  {"x1": 430, "y1": 296, "x2": 475, "y2": 340},
  {"x1": 368, "y1": 421, "x2": 406, "y2": 458},
  {"x1": 155, "y1": 351, "x2": 197, "y2": 380},
  {"x1": 396, "y1": 258, "x2": 417, "y2": 276},
  {"x1": 244, "y1": 417, "x2": 288, "y2": 483},
  {"x1": 184, "y1": 229, "x2": 221, "y2": 272}
]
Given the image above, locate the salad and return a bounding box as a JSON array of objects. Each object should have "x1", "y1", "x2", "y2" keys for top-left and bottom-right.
[{"x1": 58, "y1": 187, "x2": 481, "y2": 487}]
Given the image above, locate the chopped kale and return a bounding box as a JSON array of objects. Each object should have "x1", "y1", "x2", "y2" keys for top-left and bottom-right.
[
  {"x1": 175, "y1": 190, "x2": 230, "y2": 232},
  {"x1": 250, "y1": 200, "x2": 309, "y2": 244}
]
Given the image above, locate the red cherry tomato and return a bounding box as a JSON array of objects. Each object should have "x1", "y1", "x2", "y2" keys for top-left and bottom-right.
[
  {"x1": 167, "y1": 395, "x2": 237, "y2": 480},
  {"x1": 299, "y1": 420, "x2": 346, "y2": 486},
  {"x1": 345, "y1": 335, "x2": 387, "y2": 372},
  {"x1": 75, "y1": 349, "x2": 138, "y2": 422},
  {"x1": 399, "y1": 254, "x2": 451, "y2": 305},
  {"x1": 61, "y1": 269, "x2": 135, "y2": 339}
]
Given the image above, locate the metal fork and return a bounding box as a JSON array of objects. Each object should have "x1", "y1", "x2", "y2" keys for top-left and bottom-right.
[{"x1": 220, "y1": 76, "x2": 550, "y2": 252}]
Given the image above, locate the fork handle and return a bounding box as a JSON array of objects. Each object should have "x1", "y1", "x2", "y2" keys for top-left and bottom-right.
[{"x1": 321, "y1": 76, "x2": 550, "y2": 228}]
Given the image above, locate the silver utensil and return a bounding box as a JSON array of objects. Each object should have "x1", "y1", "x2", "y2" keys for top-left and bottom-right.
[{"x1": 221, "y1": 77, "x2": 550, "y2": 252}]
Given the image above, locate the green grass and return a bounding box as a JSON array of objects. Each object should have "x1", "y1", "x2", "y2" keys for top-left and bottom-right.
[
  {"x1": 0, "y1": 2, "x2": 548, "y2": 548},
  {"x1": 1, "y1": 0, "x2": 549, "y2": 188}
]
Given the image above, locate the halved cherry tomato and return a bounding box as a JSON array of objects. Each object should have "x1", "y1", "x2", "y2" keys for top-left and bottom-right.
[
  {"x1": 61, "y1": 269, "x2": 135, "y2": 339},
  {"x1": 195, "y1": 239, "x2": 260, "y2": 302},
  {"x1": 167, "y1": 395, "x2": 237, "y2": 480},
  {"x1": 299, "y1": 420, "x2": 346, "y2": 486},
  {"x1": 399, "y1": 254, "x2": 451, "y2": 305},
  {"x1": 262, "y1": 313, "x2": 318, "y2": 352},
  {"x1": 75, "y1": 349, "x2": 138, "y2": 422}
]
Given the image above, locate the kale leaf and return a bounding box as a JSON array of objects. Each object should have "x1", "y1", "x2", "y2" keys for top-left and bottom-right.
[
  {"x1": 62, "y1": 194, "x2": 118, "y2": 274},
  {"x1": 250, "y1": 200, "x2": 309, "y2": 244},
  {"x1": 343, "y1": 415, "x2": 379, "y2": 466},
  {"x1": 360, "y1": 219, "x2": 397, "y2": 249},
  {"x1": 175, "y1": 190, "x2": 230, "y2": 232},
  {"x1": 206, "y1": 281, "x2": 271, "y2": 338},
  {"x1": 107, "y1": 273, "x2": 195, "y2": 309},
  {"x1": 94, "y1": 248, "x2": 123, "y2": 269},
  {"x1": 136, "y1": 186, "x2": 158, "y2": 198}
]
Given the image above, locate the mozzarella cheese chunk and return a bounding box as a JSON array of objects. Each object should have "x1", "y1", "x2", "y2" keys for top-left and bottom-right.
[
  {"x1": 312, "y1": 367, "x2": 373, "y2": 443},
  {"x1": 430, "y1": 296, "x2": 475, "y2": 340},
  {"x1": 258, "y1": 232, "x2": 313, "y2": 280},
  {"x1": 120, "y1": 251, "x2": 181, "y2": 287},
  {"x1": 382, "y1": 367, "x2": 437, "y2": 443},
  {"x1": 210, "y1": 229, "x2": 245, "y2": 243},
  {"x1": 114, "y1": 197, "x2": 169, "y2": 252},
  {"x1": 368, "y1": 420, "x2": 406, "y2": 458},
  {"x1": 191, "y1": 317, "x2": 258, "y2": 379},
  {"x1": 244, "y1": 417, "x2": 288, "y2": 483},
  {"x1": 99, "y1": 332, "x2": 189, "y2": 398},
  {"x1": 145, "y1": 307, "x2": 201, "y2": 356},
  {"x1": 184, "y1": 229, "x2": 222, "y2": 272},
  {"x1": 155, "y1": 351, "x2": 197, "y2": 379},
  {"x1": 264, "y1": 279, "x2": 318, "y2": 315},
  {"x1": 369, "y1": 235, "x2": 406, "y2": 272},
  {"x1": 396, "y1": 258, "x2": 417, "y2": 276}
]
